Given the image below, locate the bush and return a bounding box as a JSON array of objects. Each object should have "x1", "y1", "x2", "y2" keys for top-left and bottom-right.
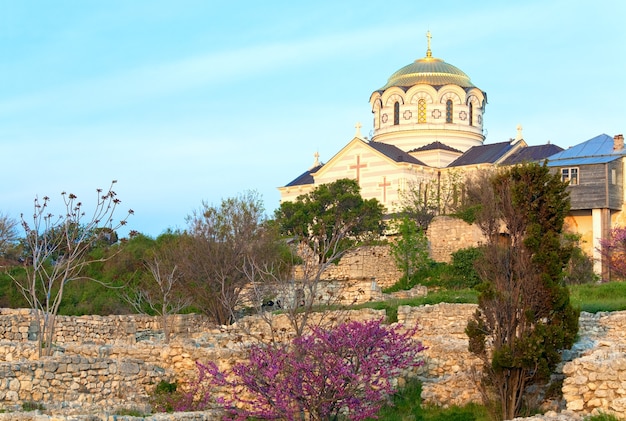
[
  {"x1": 562, "y1": 233, "x2": 598, "y2": 285},
  {"x1": 563, "y1": 247, "x2": 598, "y2": 285},
  {"x1": 149, "y1": 379, "x2": 211, "y2": 413},
  {"x1": 150, "y1": 380, "x2": 179, "y2": 413},
  {"x1": 450, "y1": 247, "x2": 483, "y2": 288},
  {"x1": 203, "y1": 319, "x2": 426, "y2": 421}
]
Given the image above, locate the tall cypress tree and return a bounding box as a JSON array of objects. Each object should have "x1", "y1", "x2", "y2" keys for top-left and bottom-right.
[{"x1": 465, "y1": 163, "x2": 579, "y2": 420}]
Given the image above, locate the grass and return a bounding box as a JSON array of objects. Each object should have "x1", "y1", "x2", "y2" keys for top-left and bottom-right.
[
  {"x1": 372, "y1": 378, "x2": 489, "y2": 421},
  {"x1": 569, "y1": 281, "x2": 626, "y2": 313},
  {"x1": 584, "y1": 413, "x2": 623, "y2": 421},
  {"x1": 352, "y1": 289, "x2": 478, "y2": 322}
]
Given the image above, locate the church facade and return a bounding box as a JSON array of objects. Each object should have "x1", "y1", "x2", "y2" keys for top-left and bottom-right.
[{"x1": 278, "y1": 33, "x2": 557, "y2": 213}]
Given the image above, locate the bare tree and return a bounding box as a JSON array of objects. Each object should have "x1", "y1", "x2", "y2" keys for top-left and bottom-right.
[
  {"x1": 13, "y1": 181, "x2": 133, "y2": 356},
  {"x1": 0, "y1": 212, "x2": 19, "y2": 262},
  {"x1": 123, "y1": 256, "x2": 190, "y2": 343},
  {"x1": 399, "y1": 169, "x2": 464, "y2": 229},
  {"x1": 179, "y1": 191, "x2": 279, "y2": 325}
]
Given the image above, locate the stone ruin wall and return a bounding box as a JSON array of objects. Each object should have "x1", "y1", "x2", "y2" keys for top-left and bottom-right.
[
  {"x1": 317, "y1": 245, "x2": 402, "y2": 289},
  {"x1": 1, "y1": 306, "x2": 625, "y2": 420},
  {"x1": 561, "y1": 311, "x2": 626, "y2": 416},
  {"x1": 426, "y1": 216, "x2": 485, "y2": 262}
]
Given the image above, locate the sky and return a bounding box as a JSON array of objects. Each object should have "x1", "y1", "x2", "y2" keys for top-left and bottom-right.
[{"x1": 1, "y1": 0, "x2": 625, "y2": 238}]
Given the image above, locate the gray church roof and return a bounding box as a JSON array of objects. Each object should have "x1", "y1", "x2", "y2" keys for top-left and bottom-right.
[
  {"x1": 368, "y1": 141, "x2": 426, "y2": 165},
  {"x1": 284, "y1": 164, "x2": 324, "y2": 187},
  {"x1": 409, "y1": 141, "x2": 462, "y2": 153},
  {"x1": 447, "y1": 141, "x2": 514, "y2": 167},
  {"x1": 501, "y1": 144, "x2": 564, "y2": 165},
  {"x1": 283, "y1": 140, "x2": 426, "y2": 187}
]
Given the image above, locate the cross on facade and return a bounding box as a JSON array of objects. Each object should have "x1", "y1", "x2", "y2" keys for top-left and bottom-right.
[
  {"x1": 378, "y1": 176, "x2": 391, "y2": 203},
  {"x1": 349, "y1": 155, "x2": 367, "y2": 182}
]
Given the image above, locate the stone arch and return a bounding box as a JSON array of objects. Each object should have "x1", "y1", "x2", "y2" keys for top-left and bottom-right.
[
  {"x1": 407, "y1": 85, "x2": 437, "y2": 104},
  {"x1": 382, "y1": 88, "x2": 406, "y2": 106},
  {"x1": 466, "y1": 87, "x2": 486, "y2": 109},
  {"x1": 438, "y1": 86, "x2": 465, "y2": 105},
  {"x1": 369, "y1": 91, "x2": 382, "y2": 109}
]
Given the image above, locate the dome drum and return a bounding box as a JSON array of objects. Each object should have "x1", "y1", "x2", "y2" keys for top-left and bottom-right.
[{"x1": 369, "y1": 44, "x2": 486, "y2": 155}]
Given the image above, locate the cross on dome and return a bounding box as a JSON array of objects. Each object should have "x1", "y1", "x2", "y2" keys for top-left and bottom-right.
[{"x1": 426, "y1": 30, "x2": 432, "y2": 58}]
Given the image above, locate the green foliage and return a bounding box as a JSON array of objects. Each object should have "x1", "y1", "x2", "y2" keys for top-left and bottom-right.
[
  {"x1": 452, "y1": 204, "x2": 482, "y2": 225},
  {"x1": 150, "y1": 380, "x2": 180, "y2": 413},
  {"x1": 562, "y1": 234, "x2": 599, "y2": 285},
  {"x1": 183, "y1": 190, "x2": 283, "y2": 325},
  {"x1": 450, "y1": 247, "x2": 483, "y2": 288},
  {"x1": 465, "y1": 163, "x2": 579, "y2": 420},
  {"x1": 584, "y1": 413, "x2": 623, "y2": 421},
  {"x1": 390, "y1": 216, "x2": 430, "y2": 282},
  {"x1": 21, "y1": 401, "x2": 45, "y2": 412},
  {"x1": 353, "y1": 289, "x2": 478, "y2": 322},
  {"x1": 385, "y1": 257, "x2": 479, "y2": 293},
  {"x1": 275, "y1": 178, "x2": 385, "y2": 263}
]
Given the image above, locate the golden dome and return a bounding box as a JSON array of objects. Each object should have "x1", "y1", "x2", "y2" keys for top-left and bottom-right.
[{"x1": 379, "y1": 56, "x2": 475, "y2": 90}]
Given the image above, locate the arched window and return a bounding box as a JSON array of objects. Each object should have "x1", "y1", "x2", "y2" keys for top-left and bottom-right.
[
  {"x1": 446, "y1": 100, "x2": 453, "y2": 123},
  {"x1": 418, "y1": 99, "x2": 426, "y2": 123},
  {"x1": 469, "y1": 102, "x2": 473, "y2": 126},
  {"x1": 393, "y1": 102, "x2": 400, "y2": 125}
]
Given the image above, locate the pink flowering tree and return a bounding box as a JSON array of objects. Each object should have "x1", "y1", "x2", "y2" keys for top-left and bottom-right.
[
  {"x1": 197, "y1": 319, "x2": 425, "y2": 421},
  {"x1": 599, "y1": 226, "x2": 626, "y2": 280}
]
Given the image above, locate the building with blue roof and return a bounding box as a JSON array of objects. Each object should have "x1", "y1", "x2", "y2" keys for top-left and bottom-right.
[{"x1": 546, "y1": 133, "x2": 626, "y2": 277}]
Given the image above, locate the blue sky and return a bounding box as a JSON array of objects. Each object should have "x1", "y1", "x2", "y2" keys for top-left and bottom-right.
[{"x1": 1, "y1": 0, "x2": 625, "y2": 237}]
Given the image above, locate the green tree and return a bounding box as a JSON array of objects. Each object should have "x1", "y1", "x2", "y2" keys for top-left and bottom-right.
[
  {"x1": 389, "y1": 216, "x2": 429, "y2": 283},
  {"x1": 464, "y1": 164, "x2": 579, "y2": 420},
  {"x1": 273, "y1": 178, "x2": 385, "y2": 336}
]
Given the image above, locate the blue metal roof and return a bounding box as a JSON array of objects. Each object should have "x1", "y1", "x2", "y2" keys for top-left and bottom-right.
[
  {"x1": 546, "y1": 133, "x2": 626, "y2": 167},
  {"x1": 546, "y1": 156, "x2": 621, "y2": 167}
]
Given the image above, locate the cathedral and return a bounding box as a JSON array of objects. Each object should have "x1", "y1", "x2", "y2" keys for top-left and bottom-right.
[
  {"x1": 278, "y1": 32, "x2": 626, "y2": 279},
  {"x1": 278, "y1": 32, "x2": 560, "y2": 212}
]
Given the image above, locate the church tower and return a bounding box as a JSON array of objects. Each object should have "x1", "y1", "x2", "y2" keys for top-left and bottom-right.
[{"x1": 369, "y1": 32, "x2": 487, "y2": 167}]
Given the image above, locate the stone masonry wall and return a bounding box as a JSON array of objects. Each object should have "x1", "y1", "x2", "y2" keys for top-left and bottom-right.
[
  {"x1": 561, "y1": 311, "x2": 626, "y2": 417},
  {"x1": 0, "y1": 307, "x2": 625, "y2": 420},
  {"x1": 427, "y1": 216, "x2": 485, "y2": 262},
  {"x1": 0, "y1": 309, "x2": 212, "y2": 345},
  {"x1": 318, "y1": 245, "x2": 402, "y2": 289},
  {"x1": 397, "y1": 304, "x2": 483, "y2": 406}
]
